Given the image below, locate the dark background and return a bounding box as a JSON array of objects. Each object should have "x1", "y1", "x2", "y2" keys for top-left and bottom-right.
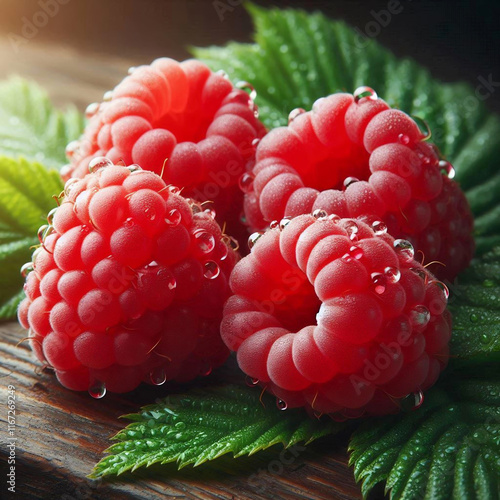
[{"x1": 0, "y1": 0, "x2": 499, "y2": 112}]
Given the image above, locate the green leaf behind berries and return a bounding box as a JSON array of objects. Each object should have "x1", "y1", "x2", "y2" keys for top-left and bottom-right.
[
  {"x1": 193, "y1": 4, "x2": 500, "y2": 253},
  {"x1": 90, "y1": 384, "x2": 343, "y2": 478},
  {"x1": 0, "y1": 77, "x2": 84, "y2": 169},
  {"x1": 0, "y1": 157, "x2": 63, "y2": 319},
  {"x1": 349, "y1": 371, "x2": 500, "y2": 499}
]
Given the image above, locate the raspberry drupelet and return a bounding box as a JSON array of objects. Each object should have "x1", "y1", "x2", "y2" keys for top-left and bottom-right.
[
  {"x1": 64, "y1": 58, "x2": 266, "y2": 243},
  {"x1": 18, "y1": 160, "x2": 237, "y2": 397},
  {"x1": 221, "y1": 212, "x2": 451, "y2": 418},
  {"x1": 243, "y1": 87, "x2": 474, "y2": 281}
]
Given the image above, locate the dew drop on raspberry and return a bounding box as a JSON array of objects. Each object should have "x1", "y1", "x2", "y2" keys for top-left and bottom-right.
[
  {"x1": 204, "y1": 208, "x2": 216, "y2": 220},
  {"x1": 149, "y1": 367, "x2": 167, "y2": 386},
  {"x1": 439, "y1": 160, "x2": 456, "y2": 179},
  {"x1": 47, "y1": 207, "x2": 58, "y2": 226},
  {"x1": 21, "y1": 262, "x2": 34, "y2": 278},
  {"x1": 276, "y1": 398, "x2": 288, "y2": 411},
  {"x1": 85, "y1": 102, "x2": 100, "y2": 119},
  {"x1": 288, "y1": 107, "x2": 306, "y2": 124},
  {"x1": 353, "y1": 86, "x2": 378, "y2": 103},
  {"x1": 165, "y1": 208, "x2": 182, "y2": 227},
  {"x1": 398, "y1": 133, "x2": 410, "y2": 145},
  {"x1": 279, "y1": 217, "x2": 292, "y2": 231},
  {"x1": 269, "y1": 220, "x2": 279, "y2": 229},
  {"x1": 103, "y1": 90, "x2": 113, "y2": 101},
  {"x1": 236, "y1": 81, "x2": 257, "y2": 101},
  {"x1": 252, "y1": 137, "x2": 261, "y2": 148},
  {"x1": 394, "y1": 239, "x2": 415, "y2": 262},
  {"x1": 409, "y1": 305, "x2": 431, "y2": 330},
  {"x1": 248, "y1": 231, "x2": 263, "y2": 250},
  {"x1": 65, "y1": 140, "x2": 80, "y2": 159},
  {"x1": 88, "y1": 379, "x2": 106, "y2": 399},
  {"x1": 126, "y1": 164, "x2": 142, "y2": 173},
  {"x1": 193, "y1": 229, "x2": 216, "y2": 254},
  {"x1": 371, "y1": 273, "x2": 387, "y2": 294},
  {"x1": 203, "y1": 261, "x2": 220, "y2": 280},
  {"x1": 349, "y1": 245, "x2": 364, "y2": 260},
  {"x1": 429, "y1": 280, "x2": 450, "y2": 300},
  {"x1": 372, "y1": 220, "x2": 387, "y2": 235},
  {"x1": 88, "y1": 157, "x2": 113, "y2": 173},
  {"x1": 245, "y1": 376, "x2": 260, "y2": 387},
  {"x1": 239, "y1": 173, "x2": 254, "y2": 193},
  {"x1": 399, "y1": 389, "x2": 424, "y2": 411},
  {"x1": 343, "y1": 177, "x2": 359, "y2": 189},
  {"x1": 312, "y1": 208, "x2": 328, "y2": 220},
  {"x1": 328, "y1": 214, "x2": 341, "y2": 224},
  {"x1": 411, "y1": 115, "x2": 431, "y2": 140},
  {"x1": 64, "y1": 178, "x2": 80, "y2": 198},
  {"x1": 384, "y1": 266, "x2": 401, "y2": 283},
  {"x1": 343, "y1": 220, "x2": 359, "y2": 241}
]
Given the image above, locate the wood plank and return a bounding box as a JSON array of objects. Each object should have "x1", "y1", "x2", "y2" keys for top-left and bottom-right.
[{"x1": 0, "y1": 322, "x2": 362, "y2": 499}]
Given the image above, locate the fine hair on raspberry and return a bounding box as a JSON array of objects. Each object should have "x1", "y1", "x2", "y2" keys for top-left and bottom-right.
[
  {"x1": 242, "y1": 87, "x2": 474, "y2": 280},
  {"x1": 18, "y1": 159, "x2": 238, "y2": 397},
  {"x1": 221, "y1": 212, "x2": 451, "y2": 418}
]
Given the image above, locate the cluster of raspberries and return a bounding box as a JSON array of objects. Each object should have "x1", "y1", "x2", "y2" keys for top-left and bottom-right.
[{"x1": 19, "y1": 60, "x2": 473, "y2": 418}]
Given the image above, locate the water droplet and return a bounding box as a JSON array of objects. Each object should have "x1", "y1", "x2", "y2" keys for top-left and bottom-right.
[
  {"x1": 219, "y1": 242, "x2": 229, "y2": 261},
  {"x1": 480, "y1": 333, "x2": 490, "y2": 345},
  {"x1": 167, "y1": 276, "x2": 177, "y2": 290},
  {"x1": 199, "y1": 361, "x2": 212, "y2": 376},
  {"x1": 269, "y1": 220, "x2": 279, "y2": 229},
  {"x1": 276, "y1": 398, "x2": 287, "y2": 411},
  {"x1": 65, "y1": 140, "x2": 80, "y2": 159},
  {"x1": 343, "y1": 177, "x2": 359, "y2": 189},
  {"x1": 124, "y1": 217, "x2": 134, "y2": 227},
  {"x1": 64, "y1": 178, "x2": 80, "y2": 198},
  {"x1": 279, "y1": 217, "x2": 292, "y2": 230},
  {"x1": 149, "y1": 368, "x2": 167, "y2": 386},
  {"x1": 193, "y1": 230, "x2": 215, "y2": 254},
  {"x1": 409, "y1": 305, "x2": 431, "y2": 329},
  {"x1": 88, "y1": 380, "x2": 106, "y2": 399},
  {"x1": 203, "y1": 261, "x2": 220, "y2": 280},
  {"x1": 21, "y1": 262, "x2": 34, "y2": 278},
  {"x1": 313, "y1": 208, "x2": 328, "y2": 220},
  {"x1": 371, "y1": 273, "x2": 387, "y2": 294},
  {"x1": 204, "y1": 208, "x2": 216, "y2": 219},
  {"x1": 394, "y1": 239, "x2": 415, "y2": 262},
  {"x1": 236, "y1": 81, "x2": 257, "y2": 101},
  {"x1": 470, "y1": 313, "x2": 479, "y2": 323},
  {"x1": 343, "y1": 220, "x2": 359, "y2": 241},
  {"x1": 88, "y1": 157, "x2": 113, "y2": 173},
  {"x1": 353, "y1": 86, "x2": 378, "y2": 103},
  {"x1": 85, "y1": 102, "x2": 100, "y2": 119},
  {"x1": 126, "y1": 164, "x2": 142, "y2": 173},
  {"x1": 439, "y1": 160, "x2": 456, "y2": 179},
  {"x1": 372, "y1": 220, "x2": 387, "y2": 235},
  {"x1": 37, "y1": 225, "x2": 51, "y2": 244},
  {"x1": 248, "y1": 231, "x2": 264, "y2": 250},
  {"x1": 342, "y1": 253, "x2": 353, "y2": 263},
  {"x1": 251, "y1": 138, "x2": 261, "y2": 149},
  {"x1": 398, "y1": 133, "x2": 410, "y2": 145},
  {"x1": 103, "y1": 90, "x2": 113, "y2": 101},
  {"x1": 288, "y1": 107, "x2": 306, "y2": 124},
  {"x1": 245, "y1": 376, "x2": 260, "y2": 387},
  {"x1": 483, "y1": 279, "x2": 495, "y2": 288},
  {"x1": 175, "y1": 421, "x2": 186, "y2": 430},
  {"x1": 429, "y1": 280, "x2": 450, "y2": 300},
  {"x1": 328, "y1": 214, "x2": 341, "y2": 224},
  {"x1": 47, "y1": 207, "x2": 58, "y2": 225},
  {"x1": 411, "y1": 116, "x2": 432, "y2": 140},
  {"x1": 384, "y1": 266, "x2": 401, "y2": 283},
  {"x1": 128, "y1": 66, "x2": 137, "y2": 74},
  {"x1": 165, "y1": 209, "x2": 181, "y2": 226},
  {"x1": 239, "y1": 173, "x2": 254, "y2": 193},
  {"x1": 400, "y1": 389, "x2": 424, "y2": 411},
  {"x1": 144, "y1": 207, "x2": 156, "y2": 221},
  {"x1": 349, "y1": 245, "x2": 364, "y2": 260}
]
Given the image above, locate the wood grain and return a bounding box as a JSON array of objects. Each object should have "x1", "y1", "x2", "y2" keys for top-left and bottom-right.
[{"x1": 0, "y1": 322, "x2": 362, "y2": 500}]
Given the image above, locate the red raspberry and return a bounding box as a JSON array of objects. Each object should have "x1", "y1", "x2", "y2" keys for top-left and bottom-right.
[
  {"x1": 63, "y1": 59, "x2": 266, "y2": 244},
  {"x1": 221, "y1": 212, "x2": 451, "y2": 418},
  {"x1": 18, "y1": 160, "x2": 237, "y2": 396},
  {"x1": 243, "y1": 88, "x2": 474, "y2": 281}
]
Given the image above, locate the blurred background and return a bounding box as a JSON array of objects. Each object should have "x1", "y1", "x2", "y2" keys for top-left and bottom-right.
[{"x1": 0, "y1": 0, "x2": 498, "y2": 112}]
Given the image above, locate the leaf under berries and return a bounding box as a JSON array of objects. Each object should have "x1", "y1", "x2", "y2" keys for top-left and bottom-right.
[
  {"x1": 0, "y1": 77, "x2": 84, "y2": 170},
  {"x1": 349, "y1": 372, "x2": 500, "y2": 499},
  {"x1": 449, "y1": 246, "x2": 500, "y2": 360},
  {"x1": 90, "y1": 384, "x2": 343, "y2": 478},
  {"x1": 0, "y1": 156, "x2": 63, "y2": 319},
  {"x1": 193, "y1": 4, "x2": 500, "y2": 252}
]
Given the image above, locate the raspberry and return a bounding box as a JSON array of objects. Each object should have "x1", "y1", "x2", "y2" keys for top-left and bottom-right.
[
  {"x1": 243, "y1": 88, "x2": 474, "y2": 280},
  {"x1": 64, "y1": 59, "x2": 266, "y2": 244},
  {"x1": 18, "y1": 160, "x2": 237, "y2": 396},
  {"x1": 221, "y1": 213, "x2": 451, "y2": 418}
]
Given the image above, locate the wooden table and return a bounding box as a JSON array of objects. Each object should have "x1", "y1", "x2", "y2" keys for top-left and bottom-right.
[{"x1": 0, "y1": 41, "x2": 362, "y2": 499}]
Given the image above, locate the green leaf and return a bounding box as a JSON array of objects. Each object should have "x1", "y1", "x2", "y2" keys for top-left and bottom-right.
[
  {"x1": 90, "y1": 384, "x2": 343, "y2": 478},
  {"x1": 0, "y1": 77, "x2": 84, "y2": 169},
  {"x1": 0, "y1": 156, "x2": 63, "y2": 319},
  {"x1": 349, "y1": 373, "x2": 500, "y2": 499},
  {"x1": 449, "y1": 246, "x2": 500, "y2": 361},
  {"x1": 193, "y1": 4, "x2": 500, "y2": 252}
]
